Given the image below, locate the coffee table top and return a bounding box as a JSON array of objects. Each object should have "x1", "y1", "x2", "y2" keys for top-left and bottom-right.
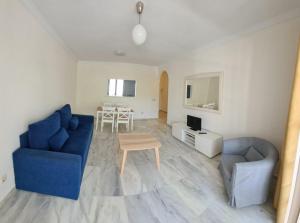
[{"x1": 118, "y1": 133, "x2": 161, "y2": 151}]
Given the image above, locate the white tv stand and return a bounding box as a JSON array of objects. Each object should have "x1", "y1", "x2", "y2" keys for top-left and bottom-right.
[{"x1": 172, "y1": 122, "x2": 223, "y2": 158}]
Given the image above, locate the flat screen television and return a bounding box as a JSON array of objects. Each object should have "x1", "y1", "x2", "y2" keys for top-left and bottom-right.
[{"x1": 187, "y1": 115, "x2": 202, "y2": 131}]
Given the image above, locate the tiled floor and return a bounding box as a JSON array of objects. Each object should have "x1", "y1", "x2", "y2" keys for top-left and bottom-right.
[{"x1": 0, "y1": 119, "x2": 275, "y2": 223}]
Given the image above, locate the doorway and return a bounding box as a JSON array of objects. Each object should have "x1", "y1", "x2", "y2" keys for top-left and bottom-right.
[{"x1": 159, "y1": 71, "x2": 169, "y2": 123}]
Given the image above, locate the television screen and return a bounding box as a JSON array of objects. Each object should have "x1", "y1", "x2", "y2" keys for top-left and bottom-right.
[
  {"x1": 187, "y1": 115, "x2": 202, "y2": 131},
  {"x1": 187, "y1": 115, "x2": 193, "y2": 128}
]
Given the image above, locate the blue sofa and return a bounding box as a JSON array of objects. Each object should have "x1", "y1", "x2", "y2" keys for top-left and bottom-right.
[{"x1": 13, "y1": 104, "x2": 94, "y2": 200}]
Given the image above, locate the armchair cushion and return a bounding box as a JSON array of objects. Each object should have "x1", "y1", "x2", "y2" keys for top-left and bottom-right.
[{"x1": 244, "y1": 146, "x2": 264, "y2": 161}]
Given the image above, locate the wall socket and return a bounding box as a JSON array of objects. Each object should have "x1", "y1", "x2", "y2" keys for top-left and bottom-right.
[{"x1": 1, "y1": 174, "x2": 7, "y2": 183}]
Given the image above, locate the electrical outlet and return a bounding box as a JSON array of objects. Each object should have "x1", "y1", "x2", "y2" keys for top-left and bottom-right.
[{"x1": 2, "y1": 174, "x2": 7, "y2": 183}]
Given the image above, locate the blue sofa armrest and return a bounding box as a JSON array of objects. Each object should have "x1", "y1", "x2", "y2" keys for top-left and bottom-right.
[
  {"x1": 13, "y1": 148, "x2": 82, "y2": 200},
  {"x1": 73, "y1": 114, "x2": 94, "y2": 124}
]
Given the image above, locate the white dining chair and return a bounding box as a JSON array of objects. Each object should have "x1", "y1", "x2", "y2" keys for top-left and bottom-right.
[
  {"x1": 95, "y1": 109, "x2": 101, "y2": 131},
  {"x1": 101, "y1": 106, "x2": 116, "y2": 132},
  {"x1": 116, "y1": 107, "x2": 130, "y2": 132}
]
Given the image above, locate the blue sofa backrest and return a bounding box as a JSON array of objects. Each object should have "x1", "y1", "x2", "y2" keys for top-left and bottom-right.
[
  {"x1": 19, "y1": 105, "x2": 69, "y2": 149},
  {"x1": 20, "y1": 132, "x2": 29, "y2": 148}
]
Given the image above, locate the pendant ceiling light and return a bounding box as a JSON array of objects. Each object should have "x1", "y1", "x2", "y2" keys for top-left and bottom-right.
[{"x1": 132, "y1": 1, "x2": 147, "y2": 45}]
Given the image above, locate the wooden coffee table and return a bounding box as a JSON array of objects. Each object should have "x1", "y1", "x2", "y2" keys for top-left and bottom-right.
[{"x1": 118, "y1": 133, "x2": 161, "y2": 175}]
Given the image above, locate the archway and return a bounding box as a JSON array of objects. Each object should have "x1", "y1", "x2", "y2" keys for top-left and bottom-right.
[{"x1": 159, "y1": 71, "x2": 169, "y2": 123}]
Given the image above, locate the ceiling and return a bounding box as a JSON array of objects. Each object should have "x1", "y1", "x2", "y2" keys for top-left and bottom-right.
[{"x1": 27, "y1": 0, "x2": 300, "y2": 65}]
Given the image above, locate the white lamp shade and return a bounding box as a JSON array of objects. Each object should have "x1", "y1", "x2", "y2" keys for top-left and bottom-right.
[{"x1": 132, "y1": 24, "x2": 147, "y2": 45}]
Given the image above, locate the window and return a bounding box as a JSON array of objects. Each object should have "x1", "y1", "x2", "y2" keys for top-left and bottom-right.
[{"x1": 107, "y1": 79, "x2": 136, "y2": 97}]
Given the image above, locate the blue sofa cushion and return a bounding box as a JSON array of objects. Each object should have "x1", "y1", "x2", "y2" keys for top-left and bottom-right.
[
  {"x1": 58, "y1": 104, "x2": 72, "y2": 129},
  {"x1": 244, "y1": 146, "x2": 264, "y2": 161},
  {"x1": 49, "y1": 128, "x2": 69, "y2": 151},
  {"x1": 69, "y1": 117, "x2": 79, "y2": 130},
  {"x1": 28, "y1": 112, "x2": 60, "y2": 150},
  {"x1": 62, "y1": 128, "x2": 93, "y2": 171}
]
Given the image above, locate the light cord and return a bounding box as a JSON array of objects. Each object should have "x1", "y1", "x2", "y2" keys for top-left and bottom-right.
[{"x1": 139, "y1": 13, "x2": 141, "y2": 24}]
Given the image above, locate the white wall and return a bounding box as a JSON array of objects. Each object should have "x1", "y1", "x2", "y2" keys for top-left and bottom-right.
[
  {"x1": 0, "y1": 0, "x2": 77, "y2": 202},
  {"x1": 160, "y1": 17, "x2": 300, "y2": 149},
  {"x1": 76, "y1": 61, "x2": 159, "y2": 119}
]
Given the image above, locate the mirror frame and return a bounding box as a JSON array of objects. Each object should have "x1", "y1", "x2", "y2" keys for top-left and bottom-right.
[{"x1": 183, "y1": 72, "x2": 223, "y2": 114}]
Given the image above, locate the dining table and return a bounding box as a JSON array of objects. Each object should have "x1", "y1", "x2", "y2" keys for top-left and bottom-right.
[{"x1": 96, "y1": 106, "x2": 135, "y2": 131}]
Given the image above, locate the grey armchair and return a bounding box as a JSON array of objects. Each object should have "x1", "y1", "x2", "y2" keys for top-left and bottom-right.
[{"x1": 219, "y1": 137, "x2": 278, "y2": 208}]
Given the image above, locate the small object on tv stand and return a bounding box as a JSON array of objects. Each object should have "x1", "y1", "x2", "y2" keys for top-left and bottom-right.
[{"x1": 198, "y1": 132, "x2": 207, "y2": 134}]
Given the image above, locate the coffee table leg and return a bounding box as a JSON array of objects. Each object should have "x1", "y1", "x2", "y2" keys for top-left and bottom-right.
[
  {"x1": 120, "y1": 150, "x2": 127, "y2": 175},
  {"x1": 155, "y1": 147, "x2": 160, "y2": 170}
]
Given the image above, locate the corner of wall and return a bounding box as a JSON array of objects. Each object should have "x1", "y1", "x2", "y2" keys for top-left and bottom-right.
[{"x1": 20, "y1": 0, "x2": 78, "y2": 61}]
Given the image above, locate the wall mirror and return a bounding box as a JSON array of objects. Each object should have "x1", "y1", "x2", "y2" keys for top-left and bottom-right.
[
  {"x1": 107, "y1": 79, "x2": 136, "y2": 97},
  {"x1": 184, "y1": 72, "x2": 223, "y2": 113}
]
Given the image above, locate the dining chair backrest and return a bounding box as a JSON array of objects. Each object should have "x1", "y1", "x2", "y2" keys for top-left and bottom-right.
[
  {"x1": 103, "y1": 102, "x2": 114, "y2": 107},
  {"x1": 102, "y1": 106, "x2": 116, "y2": 120},
  {"x1": 117, "y1": 107, "x2": 130, "y2": 120},
  {"x1": 115, "y1": 102, "x2": 129, "y2": 108},
  {"x1": 103, "y1": 106, "x2": 116, "y2": 111}
]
